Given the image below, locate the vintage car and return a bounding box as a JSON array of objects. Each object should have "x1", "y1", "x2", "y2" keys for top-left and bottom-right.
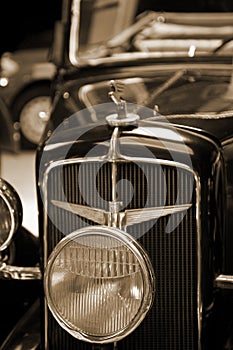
[
  {"x1": 0, "y1": 40, "x2": 56, "y2": 149},
  {"x1": 2, "y1": 0, "x2": 233, "y2": 349}
]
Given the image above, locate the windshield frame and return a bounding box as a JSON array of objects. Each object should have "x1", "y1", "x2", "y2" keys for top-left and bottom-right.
[{"x1": 68, "y1": 0, "x2": 233, "y2": 67}]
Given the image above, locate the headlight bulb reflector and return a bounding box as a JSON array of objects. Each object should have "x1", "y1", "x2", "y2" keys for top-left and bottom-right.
[{"x1": 44, "y1": 226, "x2": 155, "y2": 343}]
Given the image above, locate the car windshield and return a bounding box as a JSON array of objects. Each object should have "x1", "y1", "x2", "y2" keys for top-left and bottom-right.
[
  {"x1": 78, "y1": 65, "x2": 233, "y2": 120},
  {"x1": 69, "y1": 0, "x2": 233, "y2": 65}
]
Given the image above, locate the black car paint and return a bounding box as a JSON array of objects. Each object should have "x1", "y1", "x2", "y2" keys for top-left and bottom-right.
[
  {"x1": 42, "y1": 57, "x2": 233, "y2": 274},
  {"x1": 35, "y1": 92, "x2": 229, "y2": 349},
  {"x1": 33, "y1": 56, "x2": 233, "y2": 348},
  {"x1": 0, "y1": 227, "x2": 41, "y2": 346}
]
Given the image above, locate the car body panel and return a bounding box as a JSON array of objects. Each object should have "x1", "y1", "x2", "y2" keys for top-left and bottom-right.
[{"x1": 0, "y1": 48, "x2": 55, "y2": 106}]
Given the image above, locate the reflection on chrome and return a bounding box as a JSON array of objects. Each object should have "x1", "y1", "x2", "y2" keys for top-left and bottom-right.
[{"x1": 0, "y1": 262, "x2": 41, "y2": 280}]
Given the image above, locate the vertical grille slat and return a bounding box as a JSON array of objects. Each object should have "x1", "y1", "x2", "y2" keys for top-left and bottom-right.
[{"x1": 45, "y1": 160, "x2": 197, "y2": 350}]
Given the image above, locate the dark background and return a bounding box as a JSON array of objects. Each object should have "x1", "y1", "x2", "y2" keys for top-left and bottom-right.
[
  {"x1": 1, "y1": 0, "x2": 233, "y2": 55},
  {"x1": 0, "y1": 0, "x2": 62, "y2": 54}
]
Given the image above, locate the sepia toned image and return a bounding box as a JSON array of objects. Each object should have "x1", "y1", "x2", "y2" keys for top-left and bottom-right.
[{"x1": 1, "y1": 1, "x2": 233, "y2": 349}]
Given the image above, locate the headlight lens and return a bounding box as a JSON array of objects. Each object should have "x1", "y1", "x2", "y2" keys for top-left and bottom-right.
[
  {"x1": 45, "y1": 226, "x2": 155, "y2": 343},
  {"x1": 0, "y1": 179, "x2": 22, "y2": 251}
]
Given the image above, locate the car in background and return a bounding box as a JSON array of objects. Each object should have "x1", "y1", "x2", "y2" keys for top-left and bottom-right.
[
  {"x1": 0, "y1": 41, "x2": 56, "y2": 149},
  {"x1": 1, "y1": 1, "x2": 233, "y2": 349}
]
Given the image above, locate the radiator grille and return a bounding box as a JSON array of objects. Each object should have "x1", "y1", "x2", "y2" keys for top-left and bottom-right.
[{"x1": 45, "y1": 159, "x2": 197, "y2": 350}]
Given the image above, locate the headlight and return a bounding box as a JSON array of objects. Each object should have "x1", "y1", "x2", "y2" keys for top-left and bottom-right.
[
  {"x1": 44, "y1": 226, "x2": 155, "y2": 344},
  {"x1": 1, "y1": 54, "x2": 19, "y2": 76},
  {"x1": 0, "y1": 178, "x2": 22, "y2": 251}
]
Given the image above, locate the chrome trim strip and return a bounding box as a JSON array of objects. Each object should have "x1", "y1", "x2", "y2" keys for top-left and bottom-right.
[
  {"x1": 215, "y1": 274, "x2": 233, "y2": 289},
  {"x1": 44, "y1": 154, "x2": 194, "y2": 176},
  {"x1": 70, "y1": 47, "x2": 233, "y2": 67},
  {"x1": 0, "y1": 262, "x2": 41, "y2": 280},
  {"x1": 69, "y1": 0, "x2": 81, "y2": 67},
  {"x1": 195, "y1": 173, "x2": 202, "y2": 350},
  {"x1": 222, "y1": 136, "x2": 233, "y2": 146}
]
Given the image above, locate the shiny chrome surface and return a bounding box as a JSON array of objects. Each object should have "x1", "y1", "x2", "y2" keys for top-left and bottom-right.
[
  {"x1": 44, "y1": 225, "x2": 155, "y2": 344},
  {"x1": 42, "y1": 123, "x2": 201, "y2": 348},
  {"x1": 0, "y1": 178, "x2": 22, "y2": 251},
  {"x1": 68, "y1": 0, "x2": 233, "y2": 67},
  {"x1": 106, "y1": 80, "x2": 140, "y2": 127},
  {"x1": 215, "y1": 274, "x2": 233, "y2": 289},
  {"x1": 0, "y1": 262, "x2": 41, "y2": 280},
  {"x1": 52, "y1": 200, "x2": 192, "y2": 229}
]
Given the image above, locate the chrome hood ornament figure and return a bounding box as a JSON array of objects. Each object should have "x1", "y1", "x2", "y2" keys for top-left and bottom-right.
[{"x1": 106, "y1": 80, "x2": 140, "y2": 127}]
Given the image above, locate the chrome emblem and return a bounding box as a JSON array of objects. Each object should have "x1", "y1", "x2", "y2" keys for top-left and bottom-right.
[{"x1": 51, "y1": 199, "x2": 191, "y2": 229}]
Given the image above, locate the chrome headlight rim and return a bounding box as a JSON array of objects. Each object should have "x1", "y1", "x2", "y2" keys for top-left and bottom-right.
[
  {"x1": 0, "y1": 178, "x2": 23, "y2": 251},
  {"x1": 44, "y1": 225, "x2": 155, "y2": 344}
]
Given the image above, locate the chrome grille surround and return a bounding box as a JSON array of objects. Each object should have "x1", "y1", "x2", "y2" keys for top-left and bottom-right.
[{"x1": 42, "y1": 134, "x2": 201, "y2": 349}]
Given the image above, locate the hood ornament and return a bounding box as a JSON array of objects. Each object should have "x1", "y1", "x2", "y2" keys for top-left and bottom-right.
[{"x1": 106, "y1": 80, "x2": 140, "y2": 127}]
